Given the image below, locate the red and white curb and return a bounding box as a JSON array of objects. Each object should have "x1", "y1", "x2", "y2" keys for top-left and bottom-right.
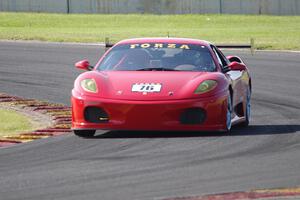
[
  {"x1": 164, "y1": 187, "x2": 300, "y2": 200},
  {"x1": 0, "y1": 93, "x2": 72, "y2": 147}
]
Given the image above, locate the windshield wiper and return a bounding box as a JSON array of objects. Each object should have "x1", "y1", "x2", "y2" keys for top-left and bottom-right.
[{"x1": 137, "y1": 67, "x2": 179, "y2": 71}]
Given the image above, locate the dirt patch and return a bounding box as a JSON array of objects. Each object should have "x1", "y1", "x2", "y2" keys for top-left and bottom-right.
[
  {"x1": 0, "y1": 103, "x2": 53, "y2": 136},
  {"x1": 0, "y1": 93, "x2": 72, "y2": 147}
]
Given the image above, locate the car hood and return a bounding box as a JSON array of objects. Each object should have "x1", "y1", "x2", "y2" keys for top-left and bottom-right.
[{"x1": 81, "y1": 71, "x2": 214, "y2": 100}]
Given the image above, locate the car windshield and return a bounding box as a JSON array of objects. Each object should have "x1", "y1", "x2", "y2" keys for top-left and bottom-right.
[{"x1": 97, "y1": 43, "x2": 217, "y2": 72}]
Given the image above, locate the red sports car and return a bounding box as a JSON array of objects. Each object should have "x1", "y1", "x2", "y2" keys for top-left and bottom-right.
[{"x1": 72, "y1": 38, "x2": 251, "y2": 137}]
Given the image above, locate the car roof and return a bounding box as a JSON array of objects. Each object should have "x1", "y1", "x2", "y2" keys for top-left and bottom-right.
[{"x1": 115, "y1": 38, "x2": 211, "y2": 47}]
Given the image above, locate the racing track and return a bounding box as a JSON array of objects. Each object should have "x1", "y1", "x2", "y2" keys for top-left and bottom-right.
[{"x1": 0, "y1": 41, "x2": 300, "y2": 200}]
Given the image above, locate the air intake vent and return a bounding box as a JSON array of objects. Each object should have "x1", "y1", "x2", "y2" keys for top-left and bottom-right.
[
  {"x1": 84, "y1": 107, "x2": 109, "y2": 123},
  {"x1": 180, "y1": 108, "x2": 206, "y2": 125}
]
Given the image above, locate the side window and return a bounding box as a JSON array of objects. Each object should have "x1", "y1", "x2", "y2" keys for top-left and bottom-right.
[
  {"x1": 216, "y1": 47, "x2": 229, "y2": 66},
  {"x1": 211, "y1": 45, "x2": 228, "y2": 68}
]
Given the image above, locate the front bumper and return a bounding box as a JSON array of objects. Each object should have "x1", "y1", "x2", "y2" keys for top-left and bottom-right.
[{"x1": 71, "y1": 90, "x2": 228, "y2": 131}]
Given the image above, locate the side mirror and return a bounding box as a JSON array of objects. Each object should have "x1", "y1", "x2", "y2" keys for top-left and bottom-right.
[
  {"x1": 75, "y1": 60, "x2": 93, "y2": 71},
  {"x1": 228, "y1": 61, "x2": 247, "y2": 71},
  {"x1": 226, "y1": 56, "x2": 243, "y2": 63}
]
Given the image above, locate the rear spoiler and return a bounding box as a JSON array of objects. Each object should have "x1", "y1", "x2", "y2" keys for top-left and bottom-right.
[
  {"x1": 104, "y1": 38, "x2": 255, "y2": 54},
  {"x1": 105, "y1": 38, "x2": 114, "y2": 48},
  {"x1": 217, "y1": 38, "x2": 255, "y2": 55}
]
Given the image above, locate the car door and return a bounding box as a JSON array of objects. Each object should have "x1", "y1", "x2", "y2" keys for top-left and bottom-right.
[{"x1": 210, "y1": 45, "x2": 244, "y2": 109}]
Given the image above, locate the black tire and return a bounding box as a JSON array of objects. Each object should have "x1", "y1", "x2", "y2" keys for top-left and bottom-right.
[
  {"x1": 240, "y1": 87, "x2": 251, "y2": 127},
  {"x1": 224, "y1": 92, "x2": 233, "y2": 133},
  {"x1": 73, "y1": 130, "x2": 96, "y2": 138}
]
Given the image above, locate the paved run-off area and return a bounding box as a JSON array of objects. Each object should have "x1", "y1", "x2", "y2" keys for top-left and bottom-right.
[{"x1": 0, "y1": 41, "x2": 299, "y2": 200}]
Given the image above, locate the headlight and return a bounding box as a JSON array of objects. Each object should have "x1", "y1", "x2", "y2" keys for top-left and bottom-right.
[
  {"x1": 194, "y1": 80, "x2": 217, "y2": 94},
  {"x1": 80, "y1": 79, "x2": 98, "y2": 93}
]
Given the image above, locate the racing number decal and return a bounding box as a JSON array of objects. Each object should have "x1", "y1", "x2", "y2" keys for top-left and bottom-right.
[
  {"x1": 140, "y1": 85, "x2": 153, "y2": 91},
  {"x1": 132, "y1": 83, "x2": 162, "y2": 93}
]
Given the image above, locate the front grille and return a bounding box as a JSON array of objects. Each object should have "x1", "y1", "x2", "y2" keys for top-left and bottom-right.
[
  {"x1": 180, "y1": 108, "x2": 206, "y2": 125},
  {"x1": 84, "y1": 106, "x2": 109, "y2": 123}
]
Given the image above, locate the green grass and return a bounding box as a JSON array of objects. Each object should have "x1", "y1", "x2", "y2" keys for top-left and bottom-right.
[
  {"x1": 0, "y1": 12, "x2": 300, "y2": 50},
  {"x1": 0, "y1": 109, "x2": 34, "y2": 137}
]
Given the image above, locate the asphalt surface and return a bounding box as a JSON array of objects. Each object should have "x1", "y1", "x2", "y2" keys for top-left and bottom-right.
[{"x1": 0, "y1": 41, "x2": 300, "y2": 200}]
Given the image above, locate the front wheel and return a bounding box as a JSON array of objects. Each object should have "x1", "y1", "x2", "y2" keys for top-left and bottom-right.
[
  {"x1": 240, "y1": 87, "x2": 251, "y2": 127},
  {"x1": 73, "y1": 130, "x2": 96, "y2": 138},
  {"x1": 224, "y1": 93, "x2": 233, "y2": 132}
]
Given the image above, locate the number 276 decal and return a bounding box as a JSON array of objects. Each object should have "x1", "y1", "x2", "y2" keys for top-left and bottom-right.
[{"x1": 132, "y1": 83, "x2": 162, "y2": 93}]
